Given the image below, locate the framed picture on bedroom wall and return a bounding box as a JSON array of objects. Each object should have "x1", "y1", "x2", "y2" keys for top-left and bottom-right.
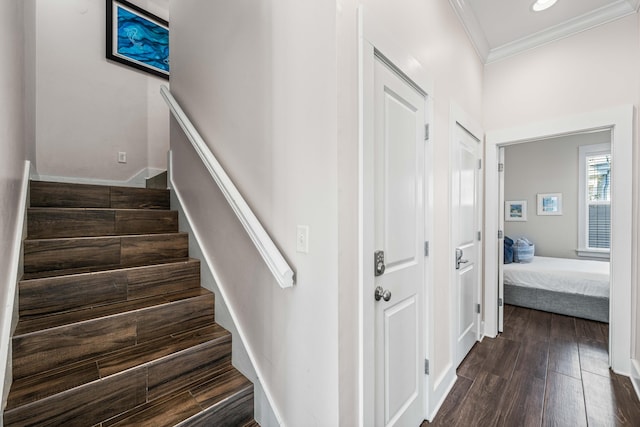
[
  {"x1": 537, "y1": 193, "x2": 563, "y2": 215},
  {"x1": 505, "y1": 200, "x2": 527, "y2": 221}
]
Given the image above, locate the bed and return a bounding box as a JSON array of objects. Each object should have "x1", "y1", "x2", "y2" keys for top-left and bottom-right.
[{"x1": 503, "y1": 256, "x2": 610, "y2": 323}]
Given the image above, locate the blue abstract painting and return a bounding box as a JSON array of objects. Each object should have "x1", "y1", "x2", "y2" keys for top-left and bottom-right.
[
  {"x1": 107, "y1": 0, "x2": 169, "y2": 79},
  {"x1": 117, "y1": 6, "x2": 169, "y2": 73}
]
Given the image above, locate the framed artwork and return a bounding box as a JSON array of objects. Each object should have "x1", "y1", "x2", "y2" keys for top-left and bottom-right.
[
  {"x1": 106, "y1": 0, "x2": 169, "y2": 79},
  {"x1": 537, "y1": 193, "x2": 563, "y2": 215},
  {"x1": 505, "y1": 200, "x2": 527, "y2": 221}
]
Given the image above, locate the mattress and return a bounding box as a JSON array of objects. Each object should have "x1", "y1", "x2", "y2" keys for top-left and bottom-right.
[{"x1": 503, "y1": 256, "x2": 609, "y2": 298}]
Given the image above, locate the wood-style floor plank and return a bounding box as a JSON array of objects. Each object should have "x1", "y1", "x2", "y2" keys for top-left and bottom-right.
[
  {"x1": 428, "y1": 376, "x2": 472, "y2": 426},
  {"x1": 513, "y1": 338, "x2": 548, "y2": 380},
  {"x1": 457, "y1": 339, "x2": 495, "y2": 381},
  {"x1": 498, "y1": 370, "x2": 545, "y2": 427},
  {"x1": 454, "y1": 371, "x2": 508, "y2": 426},
  {"x1": 483, "y1": 337, "x2": 519, "y2": 380},
  {"x1": 579, "y1": 336, "x2": 610, "y2": 377},
  {"x1": 548, "y1": 337, "x2": 581, "y2": 379},
  {"x1": 543, "y1": 371, "x2": 587, "y2": 427}
]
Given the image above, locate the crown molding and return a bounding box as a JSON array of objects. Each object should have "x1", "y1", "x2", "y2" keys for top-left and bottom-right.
[
  {"x1": 448, "y1": 0, "x2": 490, "y2": 62},
  {"x1": 487, "y1": 0, "x2": 638, "y2": 63},
  {"x1": 450, "y1": 0, "x2": 639, "y2": 64}
]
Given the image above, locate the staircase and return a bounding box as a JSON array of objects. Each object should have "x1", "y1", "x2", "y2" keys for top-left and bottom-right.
[{"x1": 3, "y1": 181, "x2": 258, "y2": 427}]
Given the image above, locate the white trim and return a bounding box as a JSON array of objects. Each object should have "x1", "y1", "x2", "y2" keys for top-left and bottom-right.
[
  {"x1": 34, "y1": 167, "x2": 165, "y2": 188},
  {"x1": 485, "y1": 105, "x2": 634, "y2": 374},
  {"x1": 358, "y1": 6, "x2": 435, "y2": 426},
  {"x1": 1, "y1": 161, "x2": 31, "y2": 411},
  {"x1": 168, "y1": 152, "x2": 284, "y2": 426},
  {"x1": 487, "y1": 0, "x2": 638, "y2": 63},
  {"x1": 631, "y1": 358, "x2": 640, "y2": 402},
  {"x1": 447, "y1": 0, "x2": 490, "y2": 62},
  {"x1": 578, "y1": 143, "x2": 611, "y2": 256},
  {"x1": 450, "y1": 0, "x2": 638, "y2": 64},
  {"x1": 161, "y1": 86, "x2": 294, "y2": 289}
]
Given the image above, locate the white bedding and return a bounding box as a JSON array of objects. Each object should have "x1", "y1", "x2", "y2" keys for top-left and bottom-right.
[{"x1": 503, "y1": 256, "x2": 610, "y2": 298}]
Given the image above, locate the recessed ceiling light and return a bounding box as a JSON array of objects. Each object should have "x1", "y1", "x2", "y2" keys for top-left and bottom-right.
[{"x1": 531, "y1": 0, "x2": 558, "y2": 12}]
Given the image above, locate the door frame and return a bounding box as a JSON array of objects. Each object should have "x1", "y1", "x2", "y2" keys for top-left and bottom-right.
[
  {"x1": 449, "y1": 104, "x2": 484, "y2": 367},
  {"x1": 484, "y1": 105, "x2": 634, "y2": 375},
  {"x1": 358, "y1": 6, "x2": 434, "y2": 426}
]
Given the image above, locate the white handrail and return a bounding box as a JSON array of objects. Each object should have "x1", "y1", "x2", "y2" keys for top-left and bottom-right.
[{"x1": 161, "y1": 85, "x2": 295, "y2": 288}]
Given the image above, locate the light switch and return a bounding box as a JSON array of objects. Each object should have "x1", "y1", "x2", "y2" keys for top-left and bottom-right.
[
  {"x1": 296, "y1": 225, "x2": 309, "y2": 253},
  {"x1": 118, "y1": 152, "x2": 127, "y2": 163}
]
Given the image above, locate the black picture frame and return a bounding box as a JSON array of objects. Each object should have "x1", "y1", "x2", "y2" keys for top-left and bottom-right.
[{"x1": 106, "y1": 0, "x2": 169, "y2": 80}]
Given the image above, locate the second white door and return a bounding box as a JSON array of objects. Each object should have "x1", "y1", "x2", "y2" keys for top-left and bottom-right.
[{"x1": 452, "y1": 123, "x2": 481, "y2": 367}]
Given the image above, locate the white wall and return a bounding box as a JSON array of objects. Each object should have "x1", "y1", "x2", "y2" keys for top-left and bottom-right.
[
  {"x1": 504, "y1": 131, "x2": 610, "y2": 259},
  {"x1": 32, "y1": 0, "x2": 169, "y2": 183},
  {"x1": 0, "y1": 0, "x2": 31, "y2": 408},
  {"x1": 169, "y1": 1, "x2": 339, "y2": 425}
]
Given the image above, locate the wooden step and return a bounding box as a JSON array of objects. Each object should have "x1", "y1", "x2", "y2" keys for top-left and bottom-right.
[
  {"x1": 30, "y1": 181, "x2": 170, "y2": 209},
  {"x1": 103, "y1": 364, "x2": 253, "y2": 427},
  {"x1": 19, "y1": 259, "x2": 200, "y2": 317},
  {"x1": 27, "y1": 208, "x2": 178, "y2": 238},
  {"x1": 5, "y1": 325, "x2": 239, "y2": 426},
  {"x1": 23, "y1": 233, "x2": 189, "y2": 274},
  {"x1": 12, "y1": 289, "x2": 214, "y2": 379}
]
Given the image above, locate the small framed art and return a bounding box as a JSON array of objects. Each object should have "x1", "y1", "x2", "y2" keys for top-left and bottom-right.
[
  {"x1": 537, "y1": 193, "x2": 562, "y2": 215},
  {"x1": 505, "y1": 200, "x2": 527, "y2": 221},
  {"x1": 106, "y1": 0, "x2": 169, "y2": 79}
]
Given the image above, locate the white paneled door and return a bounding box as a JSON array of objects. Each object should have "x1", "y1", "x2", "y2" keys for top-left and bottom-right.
[
  {"x1": 373, "y1": 56, "x2": 425, "y2": 427},
  {"x1": 452, "y1": 123, "x2": 481, "y2": 367}
]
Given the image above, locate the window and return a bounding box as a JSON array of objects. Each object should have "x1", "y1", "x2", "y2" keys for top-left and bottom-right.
[{"x1": 578, "y1": 143, "x2": 611, "y2": 258}]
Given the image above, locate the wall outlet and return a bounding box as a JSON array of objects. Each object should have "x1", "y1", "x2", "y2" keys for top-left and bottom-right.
[
  {"x1": 296, "y1": 225, "x2": 309, "y2": 253},
  {"x1": 118, "y1": 151, "x2": 127, "y2": 163}
]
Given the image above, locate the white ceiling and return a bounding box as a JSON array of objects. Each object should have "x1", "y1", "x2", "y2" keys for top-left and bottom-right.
[{"x1": 450, "y1": 0, "x2": 640, "y2": 63}]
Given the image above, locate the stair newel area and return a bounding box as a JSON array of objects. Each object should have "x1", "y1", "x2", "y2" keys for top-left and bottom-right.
[{"x1": 3, "y1": 181, "x2": 257, "y2": 427}]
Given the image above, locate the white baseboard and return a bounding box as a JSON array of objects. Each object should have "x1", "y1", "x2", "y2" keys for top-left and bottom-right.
[
  {"x1": 630, "y1": 359, "x2": 640, "y2": 402},
  {"x1": 1, "y1": 161, "x2": 31, "y2": 412},
  {"x1": 427, "y1": 363, "x2": 457, "y2": 422},
  {"x1": 33, "y1": 167, "x2": 165, "y2": 188}
]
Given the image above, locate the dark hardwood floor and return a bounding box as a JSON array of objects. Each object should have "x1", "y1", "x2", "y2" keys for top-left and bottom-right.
[{"x1": 422, "y1": 305, "x2": 640, "y2": 426}]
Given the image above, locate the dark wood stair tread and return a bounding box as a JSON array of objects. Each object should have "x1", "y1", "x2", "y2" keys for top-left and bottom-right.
[
  {"x1": 103, "y1": 363, "x2": 253, "y2": 427},
  {"x1": 30, "y1": 181, "x2": 170, "y2": 210},
  {"x1": 23, "y1": 233, "x2": 189, "y2": 274},
  {"x1": 15, "y1": 287, "x2": 212, "y2": 336},
  {"x1": 22, "y1": 256, "x2": 194, "y2": 280},
  {"x1": 6, "y1": 323, "x2": 230, "y2": 410},
  {"x1": 27, "y1": 207, "x2": 178, "y2": 238},
  {"x1": 19, "y1": 258, "x2": 201, "y2": 317}
]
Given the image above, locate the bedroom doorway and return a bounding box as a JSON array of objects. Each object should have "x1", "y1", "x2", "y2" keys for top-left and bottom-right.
[
  {"x1": 497, "y1": 130, "x2": 612, "y2": 331},
  {"x1": 484, "y1": 106, "x2": 634, "y2": 375}
]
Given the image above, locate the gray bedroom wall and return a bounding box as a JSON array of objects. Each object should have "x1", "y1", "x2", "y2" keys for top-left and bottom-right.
[{"x1": 504, "y1": 130, "x2": 610, "y2": 259}]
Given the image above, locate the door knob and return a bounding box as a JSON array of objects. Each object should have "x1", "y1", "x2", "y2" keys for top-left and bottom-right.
[
  {"x1": 456, "y1": 248, "x2": 469, "y2": 270},
  {"x1": 375, "y1": 286, "x2": 392, "y2": 302}
]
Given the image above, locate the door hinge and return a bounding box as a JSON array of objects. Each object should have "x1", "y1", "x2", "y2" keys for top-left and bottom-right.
[
  {"x1": 477, "y1": 231, "x2": 482, "y2": 241},
  {"x1": 476, "y1": 303, "x2": 481, "y2": 314},
  {"x1": 424, "y1": 241, "x2": 429, "y2": 256},
  {"x1": 425, "y1": 359, "x2": 429, "y2": 375},
  {"x1": 498, "y1": 230, "x2": 503, "y2": 239},
  {"x1": 498, "y1": 163, "x2": 504, "y2": 172},
  {"x1": 498, "y1": 298, "x2": 503, "y2": 307},
  {"x1": 478, "y1": 159, "x2": 482, "y2": 169},
  {"x1": 424, "y1": 124, "x2": 430, "y2": 141}
]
